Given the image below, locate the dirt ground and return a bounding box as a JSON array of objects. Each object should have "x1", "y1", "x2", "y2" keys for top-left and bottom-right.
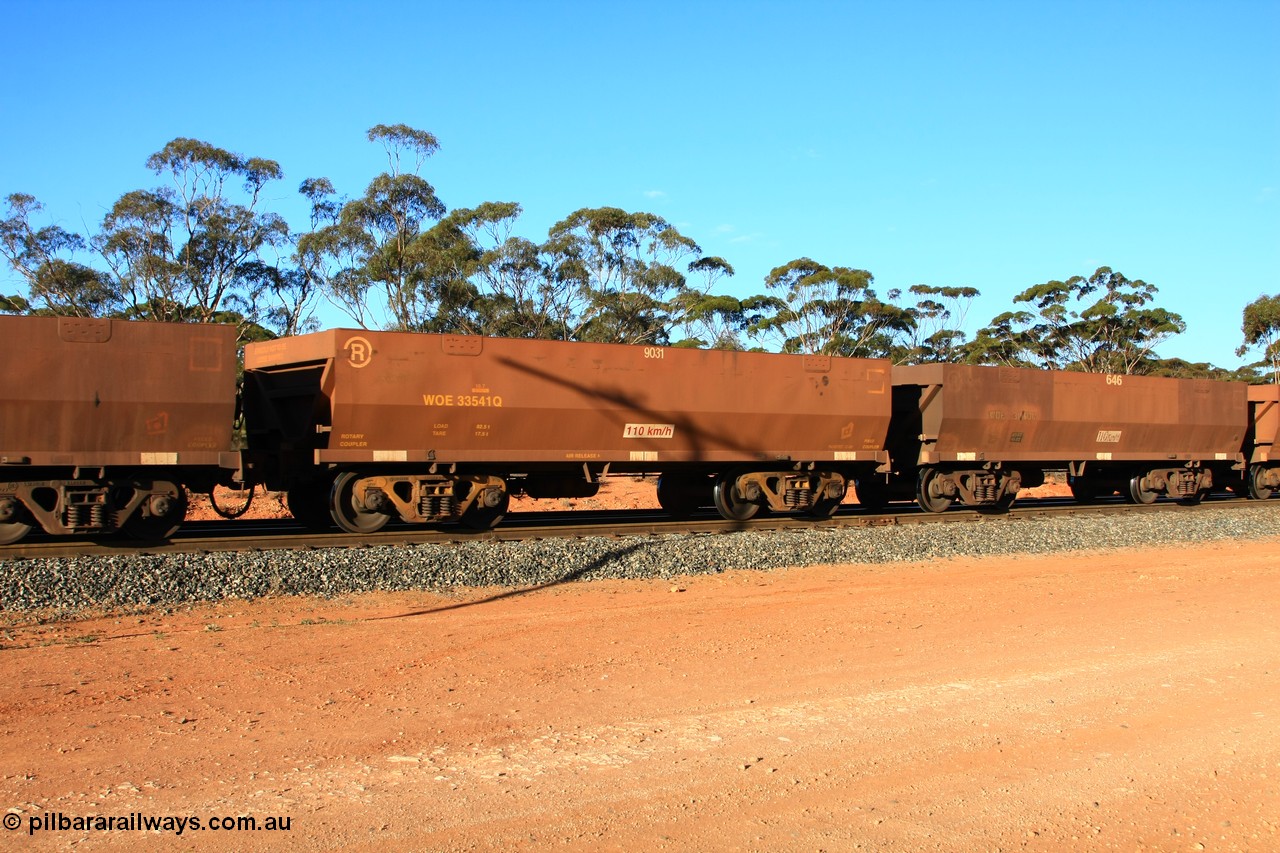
[{"x1": 2, "y1": 520, "x2": 1278, "y2": 851}]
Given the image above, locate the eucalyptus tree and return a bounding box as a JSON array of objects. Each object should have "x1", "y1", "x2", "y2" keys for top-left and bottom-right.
[
  {"x1": 398, "y1": 209, "x2": 482, "y2": 333},
  {"x1": 543, "y1": 207, "x2": 702, "y2": 345},
  {"x1": 748, "y1": 257, "x2": 913, "y2": 357},
  {"x1": 94, "y1": 138, "x2": 289, "y2": 327},
  {"x1": 1141, "y1": 357, "x2": 1233, "y2": 380},
  {"x1": 440, "y1": 202, "x2": 574, "y2": 340},
  {"x1": 468, "y1": 233, "x2": 565, "y2": 339},
  {"x1": 243, "y1": 262, "x2": 321, "y2": 338},
  {"x1": 901, "y1": 284, "x2": 980, "y2": 364},
  {"x1": 1237, "y1": 293, "x2": 1280, "y2": 383},
  {"x1": 962, "y1": 310, "x2": 1039, "y2": 367},
  {"x1": 295, "y1": 124, "x2": 448, "y2": 330},
  {"x1": 295, "y1": 177, "x2": 378, "y2": 328},
  {"x1": 0, "y1": 193, "x2": 119, "y2": 316},
  {"x1": 668, "y1": 256, "x2": 764, "y2": 350},
  {"x1": 968, "y1": 267, "x2": 1184, "y2": 373}
]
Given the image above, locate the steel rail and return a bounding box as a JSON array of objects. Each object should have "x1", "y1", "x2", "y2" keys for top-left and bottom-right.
[{"x1": 2, "y1": 494, "x2": 1275, "y2": 561}]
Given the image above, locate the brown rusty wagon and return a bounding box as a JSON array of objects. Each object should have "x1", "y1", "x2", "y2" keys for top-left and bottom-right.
[
  {"x1": 0, "y1": 316, "x2": 240, "y2": 544},
  {"x1": 1242, "y1": 384, "x2": 1280, "y2": 499},
  {"x1": 878, "y1": 364, "x2": 1248, "y2": 512},
  {"x1": 243, "y1": 331, "x2": 892, "y2": 531}
]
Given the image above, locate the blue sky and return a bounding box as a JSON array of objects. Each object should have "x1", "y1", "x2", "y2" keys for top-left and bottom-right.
[{"x1": 2, "y1": 0, "x2": 1276, "y2": 368}]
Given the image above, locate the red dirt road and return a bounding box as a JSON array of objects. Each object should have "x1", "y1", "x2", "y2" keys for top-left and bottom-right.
[{"x1": 2, "y1": 537, "x2": 1279, "y2": 851}]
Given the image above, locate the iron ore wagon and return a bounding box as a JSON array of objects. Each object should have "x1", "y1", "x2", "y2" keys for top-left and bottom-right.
[
  {"x1": 242, "y1": 330, "x2": 893, "y2": 531},
  {"x1": 872, "y1": 363, "x2": 1249, "y2": 511},
  {"x1": 0, "y1": 316, "x2": 239, "y2": 544},
  {"x1": 1243, "y1": 384, "x2": 1280, "y2": 499}
]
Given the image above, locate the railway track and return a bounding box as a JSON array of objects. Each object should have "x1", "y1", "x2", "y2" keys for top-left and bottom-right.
[{"x1": 2, "y1": 493, "x2": 1269, "y2": 561}]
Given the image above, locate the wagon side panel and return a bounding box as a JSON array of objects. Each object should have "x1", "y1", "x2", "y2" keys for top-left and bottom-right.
[
  {"x1": 246, "y1": 331, "x2": 892, "y2": 468},
  {"x1": 0, "y1": 316, "x2": 237, "y2": 467}
]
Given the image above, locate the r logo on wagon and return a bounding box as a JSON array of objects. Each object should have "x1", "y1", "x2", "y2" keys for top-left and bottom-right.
[{"x1": 344, "y1": 336, "x2": 373, "y2": 368}]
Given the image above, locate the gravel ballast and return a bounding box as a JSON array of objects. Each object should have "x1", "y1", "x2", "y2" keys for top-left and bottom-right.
[{"x1": 3, "y1": 505, "x2": 1278, "y2": 615}]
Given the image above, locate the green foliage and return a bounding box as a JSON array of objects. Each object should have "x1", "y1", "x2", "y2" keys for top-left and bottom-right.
[
  {"x1": 966, "y1": 267, "x2": 1185, "y2": 374},
  {"x1": 962, "y1": 310, "x2": 1039, "y2": 367},
  {"x1": 242, "y1": 262, "x2": 321, "y2": 338},
  {"x1": 1140, "y1": 357, "x2": 1236, "y2": 380},
  {"x1": 296, "y1": 125, "x2": 448, "y2": 330},
  {"x1": 95, "y1": 139, "x2": 290, "y2": 326},
  {"x1": 367, "y1": 124, "x2": 440, "y2": 175},
  {"x1": 0, "y1": 293, "x2": 29, "y2": 313},
  {"x1": 0, "y1": 193, "x2": 120, "y2": 316},
  {"x1": 1226, "y1": 361, "x2": 1276, "y2": 384},
  {"x1": 0, "y1": 127, "x2": 1256, "y2": 380},
  {"x1": 1237, "y1": 294, "x2": 1280, "y2": 383},
  {"x1": 543, "y1": 207, "x2": 702, "y2": 345},
  {"x1": 446, "y1": 204, "x2": 572, "y2": 340},
  {"x1": 900, "y1": 284, "x2": 980, "y2": 364},
  {"x1": 670, "y1": 256, "x2": 755, "y2": 350},
  {"x1": 748, "y1": 257, "x2": 913, "y2": 357}
]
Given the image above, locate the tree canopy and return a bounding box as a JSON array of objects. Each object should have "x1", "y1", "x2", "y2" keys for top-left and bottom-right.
[
  {"x1": 0, "y1": 128, "x2": 1256, "y2": 379},
  {"x1": 1237, "y1": 294, "x2": 1280, "y2": 383},
  {"x1": 967, "y1": 267, "x2": 1186, "y2": 374},
  {"x1": 748, "y1": 258, "x2": 913, "y2": 358}
]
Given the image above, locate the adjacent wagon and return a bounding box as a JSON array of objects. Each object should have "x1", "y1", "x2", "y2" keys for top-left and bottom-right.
[
  {"x1": 0, "y1": 316, "x2": 240, "y2": 543},
  {"x1": 879, "y1": 364, "x2": 1248, "y2": 511},
  {"x1": 1243, "y1": 384, "x2": 1280, "y2": 499}
]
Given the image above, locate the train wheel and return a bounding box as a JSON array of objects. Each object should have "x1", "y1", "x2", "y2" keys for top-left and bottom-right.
[
  {"x1": 0, "y1": 520, "x2": 33, "y2": 546},
  {"x1": 330, "y1": 471, "x2": 390, "y2": 534},
  {"x1": 459, "y1": 488, "x2": 509, "y2": 531},
  {"x1": 656, "y1": 475, "x2": 706, "y2": 518},
  {"x1": 0, "y1": 496, "x2": 32, "y2": 545},
  {"x1": 1248, "y1": 465, "x2": 1274, "y2": 500},
  {"x1": 712, "y1": 472, "x2": 760, "y2": 521},
  {"x1": 1127, "y1": 473, "x2": 1158, "y2": 505},
  {"x1": 287, "y1": 483, "x2": 335, "y2": 530},
  {"x1": 917, "y1": 468, "x2": 953, "y2": 513},
  {"x1": 121, "y1": 479, "x2": 188, "y2": 540}
]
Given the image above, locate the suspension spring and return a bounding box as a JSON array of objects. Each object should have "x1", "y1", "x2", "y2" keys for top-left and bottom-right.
[
  {"x1": 419, "y1": 494, "x2": 456, "y2": 519},
  {"x1": 972, "y1": 478, "x2": 998, "y2": 503},
  {"x1": 783, "y1": 488, "x2": 814, "y2": 509},
  {"x1": 63, "y1": 489, "x2": 109, "y2": 530}
]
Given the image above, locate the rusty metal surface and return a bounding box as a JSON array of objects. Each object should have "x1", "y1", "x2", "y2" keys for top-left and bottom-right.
[
  {"x1": 0, "y1": 316, "x2": 237, "y2": 468},
  {"x1": 892, "y1": 364, "x2": 1247, "y2": 465},
  {"x1": 1247, "y1": 385, "x2": 1280, "y2": 464},
  {"x1": 245, "y1": 331, "x2": 892, "y2": 469}
]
